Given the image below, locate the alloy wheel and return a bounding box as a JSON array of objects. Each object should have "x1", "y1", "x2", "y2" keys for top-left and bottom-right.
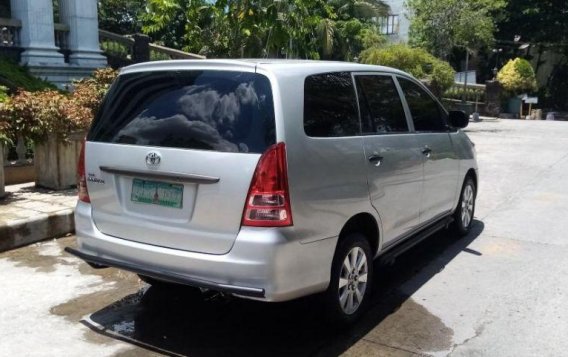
[
  {"x1": 338, "y1": 247, "x2": 368, "y2": 315},
  {"x1": 461, "y1": 184, "x2": 474, "y2": 228}
]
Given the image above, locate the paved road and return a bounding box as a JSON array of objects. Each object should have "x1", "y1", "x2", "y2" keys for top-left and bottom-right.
[{"x1": 1, "y1": 119, "x2": 568, "y2": 357}]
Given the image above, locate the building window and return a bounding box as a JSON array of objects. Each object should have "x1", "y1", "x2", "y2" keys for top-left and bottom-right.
[{"x1": 379, "y1": 15, "x2": 400, "y2": 35}]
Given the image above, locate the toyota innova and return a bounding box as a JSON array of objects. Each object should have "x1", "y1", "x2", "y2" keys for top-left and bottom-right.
[{"x1": 66, "y1": 59, "x2": 478, "y2": 323}]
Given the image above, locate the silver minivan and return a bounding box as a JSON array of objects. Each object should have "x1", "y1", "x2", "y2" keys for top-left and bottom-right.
[{"x1": 67, "y1": 59, "x2": 478, "y2": 323}]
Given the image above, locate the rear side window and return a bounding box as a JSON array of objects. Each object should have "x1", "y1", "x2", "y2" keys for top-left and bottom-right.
[
  {"x1": 304, "y1": 72, "x2": 360, "y2": 137},
  {"x1": 398, "y1": 78, "x2": 447, "y2": 132},
  {"x1": 355, "y1": 75, "x2": 408, "y2": 134},
  {"x1": 88, "y1": 70, "x2": 275, "y2": 154}
]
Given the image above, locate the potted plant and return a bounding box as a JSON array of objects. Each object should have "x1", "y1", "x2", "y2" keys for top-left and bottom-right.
[
  {"x1": 496, "y1": 58, "x2": 537, "y2": 118},
  {"x1": 0, "y1": 69, "x2": 117, "y2": 190}
]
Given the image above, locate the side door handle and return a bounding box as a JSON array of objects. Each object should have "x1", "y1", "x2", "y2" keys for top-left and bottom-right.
[
  {"x1": 368, "y1": 154, "x2": 384, "y2": 167},
  {"x1": 422, "y1": 147, "x2": 432, "y2": 157}
]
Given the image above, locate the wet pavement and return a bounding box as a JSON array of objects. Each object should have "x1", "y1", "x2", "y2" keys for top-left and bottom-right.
[
  {"x1": 0, "y1": 229, "x2": 472, "y2": 357},
  {"x1": 1, "y1": 119, "x2": 568, "y2": 356}
]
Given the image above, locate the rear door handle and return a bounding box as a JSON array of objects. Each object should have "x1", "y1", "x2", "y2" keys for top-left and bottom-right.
[
  {"x1": 368, "y1": 154, "x2": 384, "y2": 167},
  {"x1": 422, "y1": 147, "x2": 432, "y2": 157}
]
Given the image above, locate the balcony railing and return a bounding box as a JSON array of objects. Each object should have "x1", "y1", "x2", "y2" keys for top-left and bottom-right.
[
  {"x1": 99, "y1": 29, "x2": 134, "y2": 59},
  {"x1": 0, "y1": 17, "x2": 21, "y2": 47},
  {"x1": 99, "y1": 29, "x2": 204, "y2": 68}
]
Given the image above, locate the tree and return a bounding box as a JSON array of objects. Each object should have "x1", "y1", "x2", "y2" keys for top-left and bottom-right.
[
  {"x1": 141, "y1": 0, "x2": 331, "y2": 58},
  {"x1": 98, "y1": 0, "x2": 146, "y2": 34},
  {"x1": 360, "y1": 44, "x2": 456, "y2": 94},
  {"x1": 317, "y1": 0, "x2": 388, "y2": 60},
  {"x1": 496, "y1": 0, "x2": 568, "y2": 109},
  {"x1": 139, "y1": 0, "x2": 387, "y2": 60},
  {"x1": 497, "y1": 0, "x2": 567, "y2": 53},
  {"x1": 407, "y1": 0, "x2": 505, "y2": 59},
  {"x1": 497, "y1": 58, "x2": 537, "y2": 95},
  {"x1": 141, "y1": 0, "x2": 214, "y2": 53}
]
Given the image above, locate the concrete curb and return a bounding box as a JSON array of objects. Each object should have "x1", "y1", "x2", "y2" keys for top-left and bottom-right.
[{"x1": 0, "y1": 209, "x2": 74, "y2": 252}]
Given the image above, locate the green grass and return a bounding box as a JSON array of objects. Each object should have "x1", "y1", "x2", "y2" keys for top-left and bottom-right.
[{"x1": 0, "y1": 58, "x2": 56, "y2": 92}]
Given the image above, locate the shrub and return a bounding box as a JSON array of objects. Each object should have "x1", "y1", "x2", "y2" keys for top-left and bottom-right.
[
  {"x1": 0, "y1": 94, "x2": 11, "y2": 146},
  {"x1": 360, "y1": 44, "x2": 455, "y2": 94},
  {"x1": 0, "y1": 68, "x2": 118, "y2": 143},
  {"x1": 443, "y1": 86, "x2": 485, "y2": 102},
  {"x1": 496, "y1": 58, "x2": 537, "y2": 95},
  {"x1": 71, "y1": 67, "x2": 118, "y2": 116}
]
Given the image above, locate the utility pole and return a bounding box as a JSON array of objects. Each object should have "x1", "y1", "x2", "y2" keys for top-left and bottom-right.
[{"x1": 461, "y1": 49, "x2": 469, "y2": 104}]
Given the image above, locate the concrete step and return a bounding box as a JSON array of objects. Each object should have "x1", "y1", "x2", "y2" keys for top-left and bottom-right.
[{"x1": 0, "y1": 183, "x2": 76, "y2": 252}]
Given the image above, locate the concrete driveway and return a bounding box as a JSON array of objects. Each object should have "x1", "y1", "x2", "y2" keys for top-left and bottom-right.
[{"x1": 1, "y1": 119, "x2": 567, "y2": 357}]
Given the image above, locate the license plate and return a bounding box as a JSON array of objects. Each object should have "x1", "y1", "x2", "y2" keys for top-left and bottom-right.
[{"x1": 131, "y1": 179, "x2": 183, "y2": 209}]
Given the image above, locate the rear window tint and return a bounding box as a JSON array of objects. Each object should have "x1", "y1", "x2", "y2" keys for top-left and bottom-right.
[
  {"x1": 88, "y1": 70, "x2": 276, "y2": 154},
  {"x1": 303, "y1": 72, "x2": 360, "y2": 137}
]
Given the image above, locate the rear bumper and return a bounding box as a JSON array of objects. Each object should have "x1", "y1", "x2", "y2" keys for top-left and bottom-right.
[
  {"x1": 72, "y1": 201, "x2": 337, "y2": 302},
  {"x1": 65, "y1": 246, "x2": 266, "y2": 298}
]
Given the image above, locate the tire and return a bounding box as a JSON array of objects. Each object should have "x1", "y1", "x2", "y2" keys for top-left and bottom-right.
[
  {"x1": 324, "y1": 233, "x2": 373, "y2": 325},
  {"x1": 451, "y1": 177, "x2": 476, "y2": 236}
]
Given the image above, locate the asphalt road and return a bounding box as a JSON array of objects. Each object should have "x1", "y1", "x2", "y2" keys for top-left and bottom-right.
[{"x1": 1, "y1": 119, "x2": 568, "y2": 357}]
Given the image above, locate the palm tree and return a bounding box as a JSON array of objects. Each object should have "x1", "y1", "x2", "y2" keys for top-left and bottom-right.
[
  {"x1": 317, "y1": 0, "x2": 390, "y2": 59},
  {"x1": 331, "y1": 0, "x2": 390, "y2": 20}
]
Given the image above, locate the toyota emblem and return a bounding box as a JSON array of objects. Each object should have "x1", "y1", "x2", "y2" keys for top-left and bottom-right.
[{"x1": 145, "y1": 152, "x2": 161, "y2": 168}]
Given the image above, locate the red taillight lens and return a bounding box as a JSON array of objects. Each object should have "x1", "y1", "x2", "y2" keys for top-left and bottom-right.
[
  {"x1": 77, "y1": 140, "x2": 90, "y2": 203},
  {"x1": 242, "y1": 142, "x2": 292, "y2": 227}
]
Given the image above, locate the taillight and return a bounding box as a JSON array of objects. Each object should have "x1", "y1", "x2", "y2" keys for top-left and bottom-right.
[
  {"x1": 242, "y1": 142, "x2": 292, "y2": 227},
  {"x1": 77, "y1": 140, "x2": 90, "y2": 203}
]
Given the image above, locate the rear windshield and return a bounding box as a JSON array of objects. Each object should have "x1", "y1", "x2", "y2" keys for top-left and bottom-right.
[{"x1": 88, "y1": 70, "x2": 276, "y2": 154}]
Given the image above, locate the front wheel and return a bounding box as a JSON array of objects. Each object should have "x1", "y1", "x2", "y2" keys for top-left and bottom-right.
[
  {"x1": 324, "y1": 233, "x2": 373, "y2": 324},
  {"x1": 451, "y1": 177, "x2": 476, "y2": 236}
]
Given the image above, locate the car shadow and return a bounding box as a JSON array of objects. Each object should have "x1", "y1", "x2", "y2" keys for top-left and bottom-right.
[{"x1": 84, "y1": 220, "x2": 485, "y2": 357}]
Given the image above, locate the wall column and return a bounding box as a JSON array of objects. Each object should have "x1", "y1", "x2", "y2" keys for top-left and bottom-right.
[
  {"x1": 10, "y1": 0, "x2": 65, "y2": 66},
  {"x1": 59, "y1": 0, "x2": 106, "y2": 68}
]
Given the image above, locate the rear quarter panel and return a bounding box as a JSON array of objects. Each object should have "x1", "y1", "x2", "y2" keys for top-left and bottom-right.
[
  {"x1": 263, "y1": 68, "x2": 380, "y2": 245},
  {"x1": 450, "y1": 130, "x2": 479, "y2": 201}
]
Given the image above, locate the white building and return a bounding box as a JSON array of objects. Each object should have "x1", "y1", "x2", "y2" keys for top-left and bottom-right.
[
  {"x1": 0, "y1": 0, "x2": 106, "y2": 88},
  {"x1": 379, "y1": 0, "x2": 410, "y2": 43}
]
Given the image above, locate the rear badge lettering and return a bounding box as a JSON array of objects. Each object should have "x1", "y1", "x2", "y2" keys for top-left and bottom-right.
[{"x1": 87, "y1": 173, "x2": 105, "y2": 184}]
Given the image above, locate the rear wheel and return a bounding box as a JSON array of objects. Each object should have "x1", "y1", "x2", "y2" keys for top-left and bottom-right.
[
  {"x1": 451, "y1": 177, "x2": 476, "y2": 236},
  {"x1": 324, "y1": 233, "x2": 373, "y2": 324}
]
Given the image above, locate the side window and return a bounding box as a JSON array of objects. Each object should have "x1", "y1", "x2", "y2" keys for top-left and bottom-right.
[
  {"x1": 398, "y1": 78, "x2": 447, "y2": 132},
  {"x1": 304, "y1": 72, "x2": 360, "y2": 137},
  {"x1": 355, "y1": 75, "x2": 409, "y2": 134}
]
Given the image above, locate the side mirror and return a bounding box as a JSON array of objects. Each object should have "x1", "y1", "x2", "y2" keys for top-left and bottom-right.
[{"x1": 448, "y1": 110, "x2": 469, "y2": 129}]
